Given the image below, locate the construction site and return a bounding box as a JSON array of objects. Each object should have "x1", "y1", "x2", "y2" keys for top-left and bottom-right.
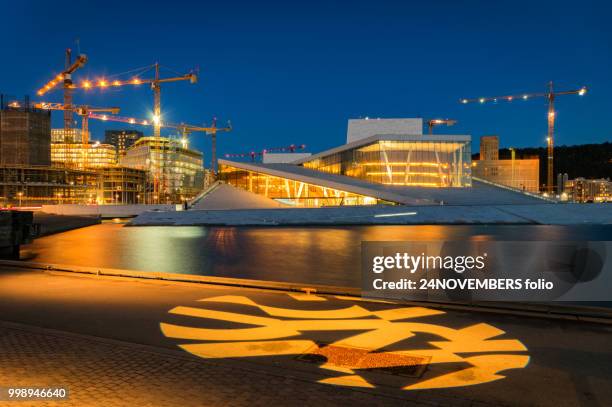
[
  {"x1": 0, "y1": 48, "x2": 221, "y2": 206},
  {"x1": 0, "y1": 46, "x2": 597, "y2": 214}
]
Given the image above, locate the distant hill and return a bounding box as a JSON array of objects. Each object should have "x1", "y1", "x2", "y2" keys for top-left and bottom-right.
[{"x1": 472, "y1": 142, "x2": 612, "y2": 181}]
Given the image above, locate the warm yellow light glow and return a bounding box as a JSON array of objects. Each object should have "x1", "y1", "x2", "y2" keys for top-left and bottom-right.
[
  {"x1": 366, "y1": 171, "x2": 443, "y2": 177},
  {"x1": 129, "y1": 118, "x2": 136, "y2": 124},
  {"x1": 360, "y1": 162, "x2": 446, "y2": 167},
  {"x1": 132, "y1": 78, "x2": 141, "y2": 85},
  {"x1": 113, "y1": 80, "x2": 121, "y2": 86},
  {"x1": 382, "y1": 182, "x2": 440, "y2": 186},
  {"x1": 578, "y1": 87, "x2": 587, "y2": 96},
  {"x1": 152, "y1": 115, "x2": 161, "y2": 125},
  {"x1": 99, "y1": 80, "x2": 108, "y2": 87},
  {"x1": 83, "y1": 81, "x2": 92, "y2": 89}
]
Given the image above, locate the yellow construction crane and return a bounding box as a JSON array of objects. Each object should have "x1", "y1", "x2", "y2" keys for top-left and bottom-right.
[
  {"x1": 72, "y1": 63, "x2": 197, "y2": 137},
  {"x1": 88, "y1": 113, "x2": 231, "y2": 202},
  {"x1": 460, "y1": 81, "x2": 587, "y2": 193},
  {"x1": 88, "y1": 114, "x2": 231, "y2": 173},
  {"x1": 427, "y1": 118, "x2": 457, "y2": 135},
  {"x1": 36, "y1": 49, "x2": 88, "y2": 132},
  {"x1": 34, "y1": 102, "x2": 120, "y2": 168}
]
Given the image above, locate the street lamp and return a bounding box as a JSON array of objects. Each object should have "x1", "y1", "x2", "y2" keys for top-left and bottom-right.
[
  {"x1": 509, "y1": 148, "x2": 516, "y2": 188},
  {"x1": 17, "y1": 192, "x2": 23, "y2": 207}
]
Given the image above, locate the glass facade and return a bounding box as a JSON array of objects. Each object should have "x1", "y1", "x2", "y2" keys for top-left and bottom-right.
[
  {"x1": 51, "y1": 143, "x2": 117, "y2": 169},
  {"x1": 119, "y1": 137, "x2": 204, "y2": 203},
  {"x1": 302, "y1": 140, "x2": 471, "y2": 187},
  {"x1": 219, "y1": 164, "x2": 381, "y2": 207}
]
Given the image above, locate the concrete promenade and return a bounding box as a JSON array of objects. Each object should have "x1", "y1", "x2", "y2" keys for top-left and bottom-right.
[
  {"x1": 1, "y1": 267, "x2": 611, "y2": 406},
  {"x1": 129, "y1": 203, "x2": 612, "y2": 226}
]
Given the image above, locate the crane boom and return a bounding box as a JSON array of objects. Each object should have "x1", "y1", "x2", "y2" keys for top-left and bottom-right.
[
  {"x1": 460, "y1": 82, "x2": 587, "y2": 193},
  {"x1": 88, "y1": 113, "x2": 231, "y2": 176},
  {"x1": 71, "y1": 63, "x2": 197, "y2": 138}
]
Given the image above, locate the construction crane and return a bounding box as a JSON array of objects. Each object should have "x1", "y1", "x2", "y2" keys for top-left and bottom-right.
[
  {"x1": 34, "y1": 102, "x2": 120, "y2": 168},
  {"x1": 460, "y1": 81, "x2": 587, "y2": 193},
  {"x1": 35, "y1": 102, "x2": 120, "y2": 144},
  {"x1": 224, "y1": 144, "x2": 307, "y2": 162},
  {"x1": 36, "y1": 49, "x2": 88, "y2": 132},
  {"x1": 87, "y1": 113, "x2": 231, "y2": 175},
  {"x1": 427, "y1": 119, "x2": 457, "y2": 135},
  {"x1": 72, "y1": 63, "x2": 197, "y2": 138}
]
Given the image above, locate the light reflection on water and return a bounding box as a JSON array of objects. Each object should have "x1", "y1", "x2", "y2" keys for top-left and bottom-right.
[{"x1": 23, "y1": 223, "x2": 612, "y2": 287}]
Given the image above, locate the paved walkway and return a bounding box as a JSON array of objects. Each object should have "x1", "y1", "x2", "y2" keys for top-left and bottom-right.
[
  {"x1": 1, "y1": 268, "x2": 611, "y2": 406},
  {"x1": 1, "y1": 321, "x2": 431, "y2": 407}
]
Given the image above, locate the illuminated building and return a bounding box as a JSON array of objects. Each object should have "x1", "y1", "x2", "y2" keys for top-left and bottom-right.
[
  {"x1": 120, "y1": 137, "x2": 204, "y2": 202},
  {"x1": 480, "y1": 135, "x2": 499, "y2": 160},
  {"x1": 563, "y1": 178, "x2": 612, "y2": 203},
  {"x1": 51, "y1": 128, "x2": 82, "y2": 143},
  {"x1": 473, "y1": 159, "x2": 540, "y2": 192},
  {"x1": 96, "y1": 166, "x2": 148, "y2": 204},
  {"x1": 217, "y1": 119, "x2": 550, "y2": 207},
  {"x1": 298, "y1": 135, "x2": 472, "y2": 187},
  {"x1": 0, "y1": 166, "x2": 98, "y2": 206},
  {"x1": 51, "y1": 142, "x2": 117, "y2": 169},
  {"x1": 472, "y1": 136, "x2": 540, "y2": 193},
  {"x1": 104, "y1": 129, "x2": 143, "y2": 157},
  {"x1": 219, "y1": 160, "x2": 382, "y2": 207}
]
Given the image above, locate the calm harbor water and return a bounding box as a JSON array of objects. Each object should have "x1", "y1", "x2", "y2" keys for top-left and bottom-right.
[{"x1": 22, "y1": 222, "x2": 612, "y2": 288}]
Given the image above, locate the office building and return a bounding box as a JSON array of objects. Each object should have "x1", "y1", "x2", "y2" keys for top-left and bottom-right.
[
  {"x1": 104, "y1": 130, "x2": 144, "y2": 157},
  {"x1": 120, "y1": 137, "x2": 204, "y2": 202}
]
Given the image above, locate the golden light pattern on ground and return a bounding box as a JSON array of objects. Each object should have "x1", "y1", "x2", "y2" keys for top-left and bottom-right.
[{"x1": 160, "y1": 295, "x2": 529, "y2": 390}]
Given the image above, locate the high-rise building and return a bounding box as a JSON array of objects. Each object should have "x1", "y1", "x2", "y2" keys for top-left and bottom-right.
[
  {"x1": 104, "y1": 130, "x2": 144, "y2": 157},
  {"x1": 0, "y1": 104, "x2": 51, "y2": 166},
  {"x1": 120, "y1": 137, "x2": 204, "y2": 202},
  {"x1": 480, "y1": 136, "x2": 499, "y2": 161}
]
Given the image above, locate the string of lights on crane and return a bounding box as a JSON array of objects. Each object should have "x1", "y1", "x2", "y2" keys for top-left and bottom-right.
[{"x1": 460, "y1": 86, "x2": 587, "y2": 104}]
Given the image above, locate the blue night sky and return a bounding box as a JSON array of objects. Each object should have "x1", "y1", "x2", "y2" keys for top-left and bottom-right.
[{"x1": 2, "y1": 0, "x2": 610, "y2": 164}]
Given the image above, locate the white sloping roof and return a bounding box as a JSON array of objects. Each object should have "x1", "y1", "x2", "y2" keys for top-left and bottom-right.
[
  {"x1": 191, "y1": 183, "x2": 287, "y2": 210},
  {"x1": 219, "y1": 159, "x2": 548, "y2": 206}
]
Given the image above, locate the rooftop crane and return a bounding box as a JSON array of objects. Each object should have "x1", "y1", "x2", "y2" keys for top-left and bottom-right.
[
  {"x1": 460, "y1": 81, "x2": 587, "y2": 193},
  {"x1": 87, "y1": 113, "x2": 231, "y2": 176},
  {"x1": 224, "y1": 144, "x2": 307, "y2": 162},
  {"x1": 427, "y1": 119, "x2": 457, "y2": 135},
  {"x1": 34, "y1": 102, "x2": 120, "y2": 168},
  {"x1": 72, "y1": 63, "x2": 197, "y2": 138},
  {"x1": 36, "y1": 49, "x2": 88, "y2": 132}
]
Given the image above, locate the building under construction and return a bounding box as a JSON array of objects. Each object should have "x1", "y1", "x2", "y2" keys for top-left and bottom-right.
[
  {"x1": 51, "y1": 140, "x2": 117, "y2": 169},
  {"x1": 120, "y1": 137, "x2": 204, "y2": 203},
  {"x1": 0, "y1": 98, "x2": 51, "y2": 167}
]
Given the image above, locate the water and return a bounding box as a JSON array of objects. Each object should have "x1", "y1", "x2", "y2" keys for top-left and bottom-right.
[{"x1": 22, "y1": 222, "x2": 612, "y2": 288}]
